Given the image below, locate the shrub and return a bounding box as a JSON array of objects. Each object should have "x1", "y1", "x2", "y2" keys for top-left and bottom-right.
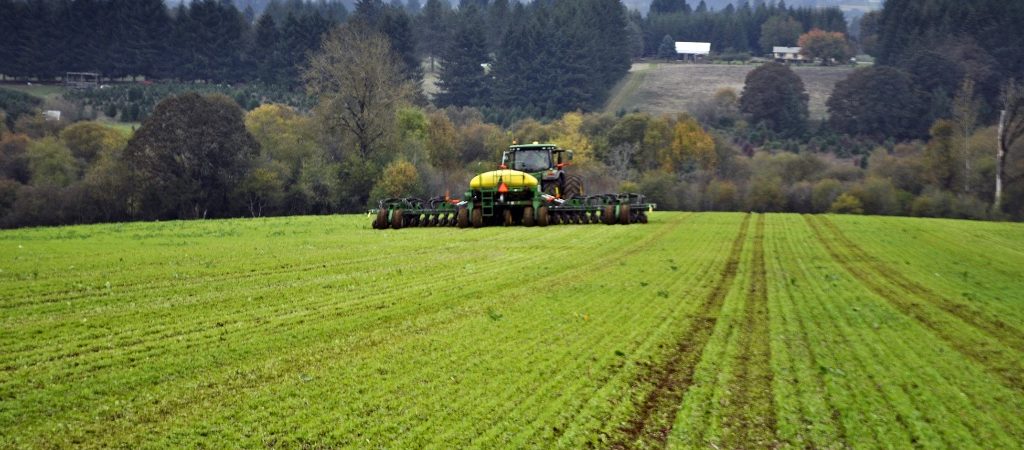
[
  {"x1": 704, "y1": 179, "x2": 738, "y2": 211},
  {"x1": 829, "y1": 193, "x2": 864, "y2": 214},
  {"x1": 811, "y1": 178, "x2": 843, "y2": 213},
  {"x1": 745, "y1": 176, "x2": 786, "y2": 212}
]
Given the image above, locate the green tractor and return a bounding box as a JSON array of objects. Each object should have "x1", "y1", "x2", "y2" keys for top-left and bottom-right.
[
  {"x1": 372, "y1": 143, "x2": 655, "y2": 229},
  {"x1": 501, "y1": 143, "x2": 584, "y2": 198}
]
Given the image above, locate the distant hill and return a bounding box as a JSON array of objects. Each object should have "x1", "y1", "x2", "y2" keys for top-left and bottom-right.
[{"x1": 603, "y1": 62, "x2": 854, "y2": 120}]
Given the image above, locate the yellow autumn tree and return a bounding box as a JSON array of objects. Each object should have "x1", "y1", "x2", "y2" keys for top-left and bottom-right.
[
  {"x1": 369, "y1": 158, "x2": 422, "y2": 201},
  {"x1": 553, "y1": 111, "x2": 593, "y2": 161},
  {"x1": 641, "y1": 116, "x2": 673, "y2": 172},
  {"x1": 662, "y1": 114, "x2": 716, "y2": 172},
  {"x1": 244, "y1": 104, "x2": 317, "y2": 173},
  {"x1": 426, "y1": 111, "x2": 460, "y2": 191}
]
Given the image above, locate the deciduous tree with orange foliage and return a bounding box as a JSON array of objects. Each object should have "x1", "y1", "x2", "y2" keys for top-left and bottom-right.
[{"x1": 798, "y1": 29, "x2": 851, "y2": 65}]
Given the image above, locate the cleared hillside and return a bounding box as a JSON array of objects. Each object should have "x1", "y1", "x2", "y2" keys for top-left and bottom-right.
[{"x1": 604, "y1": 62, "x2": 855, "y2": 120}]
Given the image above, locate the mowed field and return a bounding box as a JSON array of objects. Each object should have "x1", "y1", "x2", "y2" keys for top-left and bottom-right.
[
  {"x1": 1, "y1": 213, "x2": 1023, "y2": 448},
  {"x1": 604, "y1": 62, "x2": 855, "y2": 120}
]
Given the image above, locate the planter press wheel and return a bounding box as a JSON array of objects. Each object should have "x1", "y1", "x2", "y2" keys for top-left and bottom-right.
[{"x1": 522, "y1": 206, "x2": 535, "y2": 227}]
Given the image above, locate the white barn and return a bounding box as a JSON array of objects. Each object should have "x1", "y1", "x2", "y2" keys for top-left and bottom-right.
[{"x1": 675, "y1": 42, "x2": 711, "y2": 61}]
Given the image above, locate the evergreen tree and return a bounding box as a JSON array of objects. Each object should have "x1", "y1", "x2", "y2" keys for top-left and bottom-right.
[
  {"x1": 252, "y1": 13, "x2": 283, "y2": 84},
  {"x1": 0, "y1": 0, "x2": 23, "y2": 78},
  {"x1": 485, "y1": 0, "x2": 510, "y2": 54},
  {"x1": 435, "y1": 5, "x2": 490, "y2": 107},
  {"x1": 416, "y1": 0, "x2": 450, "y2": 71},
  {"x1": 379, "y1": 6, "x2": 423, "y2": 85},
  {"x1": 491, "y1": 3, "x2": 536, "y2": 111},
  {"x1": 405, "y1": 0, "x2": 421, "y2": 14},
  {"x1": 657, "y1": 34, "x2": 676, "y2": 59},
  {"x1": 650, "y1": 0, "x2": 688, "y2": 15}
]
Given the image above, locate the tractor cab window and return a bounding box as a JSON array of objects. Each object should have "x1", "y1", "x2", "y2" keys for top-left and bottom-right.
[{"x1": 512, "y1": 150, "x2": 550, "y2": 172}]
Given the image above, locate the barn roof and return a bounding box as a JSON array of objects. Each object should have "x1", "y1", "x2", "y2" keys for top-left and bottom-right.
[
  {"x1": 773, "y1": 46, "x2": 802, "y2": 54},
  {"x1": 675, "y1": 42, "x2": 711, "y2": 55}
]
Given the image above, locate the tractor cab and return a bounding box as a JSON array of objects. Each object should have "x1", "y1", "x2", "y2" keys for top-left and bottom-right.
[{"x1": 501, "y1": 143, "x2": 573, "y2": 188}]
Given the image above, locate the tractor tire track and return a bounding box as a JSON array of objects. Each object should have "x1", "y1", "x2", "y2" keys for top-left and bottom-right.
[
  {"x1": 805, "y1": 215, "x2": 1024, "y2": 391},
  {"x1": 612, "y1": 213, "x2": 751, "y2": 449},
  {"x1": 722, "y1": 214, "x2": 778, "y2": 449},
  {"x1": 817, "y1": 216, "x2": 1024, "y2": 353}
]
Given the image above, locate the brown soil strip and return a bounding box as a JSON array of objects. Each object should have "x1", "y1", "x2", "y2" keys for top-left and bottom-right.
[
  {"x1": 817, "y1": 217, "x2": 1024, "y2": 354},
  {"x1": 722, "y1": 214, "x2": 778, "y2": 448},
  {"x1": 805, "y1": 215, "x2": 1024, "y2": 391},
  {"x1": 612, "y1": 213, "x2": 752, "y2": 449}
]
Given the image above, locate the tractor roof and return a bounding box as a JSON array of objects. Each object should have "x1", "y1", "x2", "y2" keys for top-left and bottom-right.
[{"x1": 509, "y1": 143, "x2": 563, "y2": 151}]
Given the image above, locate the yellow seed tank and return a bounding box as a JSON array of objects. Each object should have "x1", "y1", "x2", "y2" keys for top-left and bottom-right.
[{"x1": 469, "y1": 170, "x2": 539, "y2": 190}]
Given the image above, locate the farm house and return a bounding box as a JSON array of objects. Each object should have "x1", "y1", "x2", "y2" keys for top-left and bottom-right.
[{"x1": 773, "y1": 47, "x2": 807, "y2": 63}]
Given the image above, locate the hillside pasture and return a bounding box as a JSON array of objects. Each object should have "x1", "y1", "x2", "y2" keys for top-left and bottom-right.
[
  {"x1": 0, "y1": 213, "x2": 1022, "y2": 448},
  {"x1": 604, "y1": 62, "x2": 855, "y2": 120}
]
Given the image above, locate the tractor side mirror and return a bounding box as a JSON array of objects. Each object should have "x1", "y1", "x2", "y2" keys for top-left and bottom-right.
[{"x1": 500, "y1": 151, "x2": 509, "y2": 169}]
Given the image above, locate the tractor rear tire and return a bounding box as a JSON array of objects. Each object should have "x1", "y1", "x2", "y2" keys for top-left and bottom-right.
[
  {"x1": 618, "y1": 205, "x2": 631, "y2": 225},
  {"x1": 471, "y1": 207, "x2": 484, "y2": 228},
  {"x1": 523, "y1": 207, "x2": 535, "y2": 227},
  {"x1": 373, "y1": 208, "x2": 388, "y2": 229},
  {"x1": 503, "y1": 209, "x2": 514, "y2": 226},
  {"x1": 457, "y1": 207, "x2": 469, "y2": 228},
  {"x1": 538, "y1": 206, "x2": 550, "y2": 227},
  {"x1": 602, "y1": 205, "x2": 616, "y2": 225},
  {"x1": 391, "y1": 209, "x2": 404, "y2": 229},
  {"x1": 563, "y1": 174, "x2": 584, "y2": 199}
]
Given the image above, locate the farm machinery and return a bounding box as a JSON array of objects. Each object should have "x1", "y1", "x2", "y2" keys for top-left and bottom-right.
[{"x1": 371, "y1": 143, "x2": 656, "y2": 229}]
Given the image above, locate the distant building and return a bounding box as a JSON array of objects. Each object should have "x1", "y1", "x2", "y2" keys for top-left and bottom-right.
[
  {"x1": 43, "y1": 110, "x2": 61, "y2": 121},
  {"x1": 675, "y1": 42, "x2": 711, "y2": 62},
  {"x1": 773, "y1": 47, "x2": 807, "y2": 63},
  {"x1": 65, "y1": 72, "x2": 99, "y2": 89}
]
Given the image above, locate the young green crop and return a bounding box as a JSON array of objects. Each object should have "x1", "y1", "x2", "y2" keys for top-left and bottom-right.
[{"x1": 1, "y1": 213, "x2": 1022, "y2": 448}]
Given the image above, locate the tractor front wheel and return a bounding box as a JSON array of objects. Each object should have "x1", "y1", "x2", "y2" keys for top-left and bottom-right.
[
  {"x1": 538, "y1": 206, "x2": 550, "y2": 227},
  {"x1": 503, "y1": 209, "x2": 514, "y2": 226}
]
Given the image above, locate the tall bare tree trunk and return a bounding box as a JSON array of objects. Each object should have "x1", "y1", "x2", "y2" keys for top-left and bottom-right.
[{"x1": 996, "y1": 109, "x2": 1007, "y2": 211}]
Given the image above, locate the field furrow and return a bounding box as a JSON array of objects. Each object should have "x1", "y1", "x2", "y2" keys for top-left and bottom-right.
[
  {"x1": 805, "y1": 215, "x2": 1024, "y2": 391},
  {"x1": 612, "y1": 213, "x2": 751, "y2": 448},
  {"x1": 720, "y1": 214, "x2": 777, "y2": 448},
  {"x1": 816, "y1": 216, "x2": 1024, "y2": 353}
]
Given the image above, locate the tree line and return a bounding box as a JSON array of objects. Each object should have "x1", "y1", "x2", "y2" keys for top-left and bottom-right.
[
  {"x1": 3, "y1": 0, "x2": 1024, "y2": 227},
  {"x1": 0, "y1": 0, "x2": 348, "y2": 84},
  {"x1": 642, "y1": 0, "x2": 847, "y2": 57}
]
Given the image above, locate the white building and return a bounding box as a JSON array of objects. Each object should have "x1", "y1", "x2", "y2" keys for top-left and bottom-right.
[
  {"x1": 675, "y1": 42, "x2": 711, "y2": 61},
  {"x1": 773, "y1": 47, "x2": 807, "y2": 63}
]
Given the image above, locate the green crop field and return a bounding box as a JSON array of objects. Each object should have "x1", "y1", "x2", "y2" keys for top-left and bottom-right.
[{"x1": 1, "y1": 213, "x2": 1022, "y2": 448}]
